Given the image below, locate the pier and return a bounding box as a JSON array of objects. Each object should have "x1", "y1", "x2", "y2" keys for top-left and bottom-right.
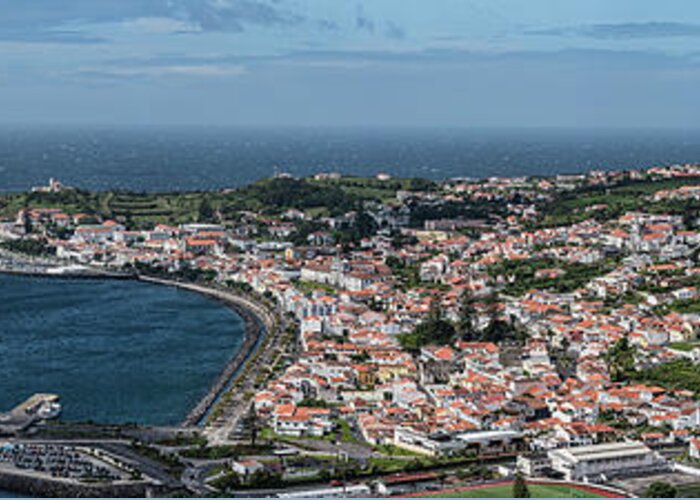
[{"x1": 0, "y1": 394, "x2": 60, "y2": 436}]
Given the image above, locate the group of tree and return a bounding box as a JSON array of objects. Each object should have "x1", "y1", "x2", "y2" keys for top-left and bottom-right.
[
  {"x1": 646, "y1": 481, "x2": 677, "y2": 498},
  {"x1": 334, "y1": 208, "x2": 378, "y2": 246},
  {"x1": 513, "y1": 472, "x2": 530, "y2": 498},
  {"x1": 227, "y1": 177, "x2": 358, "y2": 216},
  {"x1": 399, "y1": 294, "x2": 526, "y2": 352},
  {"x1": 0, "y1": 238, "x2": 54, "y2": 256},
  {"x1": 398, "y1": 301, "x2": 456, "y2": 353},
  {"x1": 604, "y1": 336, "x2": 638, "y2": 382},
  {"x1": 130, "y1": 261, "x2": 216, "y2": 282},
  {"x1": 636, "y1": 358, "x2": 700, "y2": 393}
]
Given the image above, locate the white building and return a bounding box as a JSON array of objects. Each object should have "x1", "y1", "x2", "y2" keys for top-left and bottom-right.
[{"x1": 548, "y1": 441, "x2": 666, "y2": 482}]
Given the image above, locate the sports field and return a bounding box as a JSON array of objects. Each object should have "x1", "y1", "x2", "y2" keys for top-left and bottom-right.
[{"x1": 423, "y1": 482, "x2": 610, "y2": 498}]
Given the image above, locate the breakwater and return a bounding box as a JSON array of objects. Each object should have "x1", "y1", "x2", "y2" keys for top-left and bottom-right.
[{"x1": 0, "y1": 470, "x2": 166, "y2": 498}]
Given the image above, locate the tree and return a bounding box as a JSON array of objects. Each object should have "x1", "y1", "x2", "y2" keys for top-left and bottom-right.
[
  {"x1": 247, "y1": 403, "x2": 258, "y2": 447},
  {"x1": 355, "y1": 209, "x2": 378, "y2": 240},
  {"x1": 458, "y1": 293, "x2": 478, "y2": 340},
  {"x1": 198, "y1": 197, "x2": 216, "y2": 223},
  {"x1": 605, "y1": 335, "x2": 637, "y2": 382},
  {"x1": 646, "y1": 481, "x2": 677, "y2": 498},
  {"x1": 399, "y1": 317, "x2": 456, "y2": 353},
  {"x1": 481, "y1": 317, "x2": 512, "y2": 343},
  {"x1": 211, "y1": 471, "x2": 241, "y2": 492},
  {"x1": 513, "y1": 472, "x2": 531, "y2": 498}
]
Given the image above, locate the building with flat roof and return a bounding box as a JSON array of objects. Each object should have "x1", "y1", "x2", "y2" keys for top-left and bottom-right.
[
  {"x1": 548, "y1": 441, "x2": 667, "y2": 482},
  {"x1": 393, "y1": 427, "x2": 524, "y2": 457}
]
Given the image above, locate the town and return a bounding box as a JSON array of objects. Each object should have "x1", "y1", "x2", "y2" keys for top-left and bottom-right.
[{"x1": 2, "y1": 164, "x2": 700, "y2": 497}]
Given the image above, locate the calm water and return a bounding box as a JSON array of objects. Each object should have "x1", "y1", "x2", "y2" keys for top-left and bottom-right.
[
  {"x1": 1, "y1": 126, "x2": 699, "y2": 192},
  {"x1": 0, "y1": 491, "x2": 26, "y2": 498},
  {"x1": 0, "y1": 274, "x2": 244, "y2": 426}
]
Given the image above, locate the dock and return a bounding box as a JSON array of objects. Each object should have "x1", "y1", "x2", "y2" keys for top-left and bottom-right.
[{"x1": 0, "y1": 394, "x2": 60, "y2": 436}]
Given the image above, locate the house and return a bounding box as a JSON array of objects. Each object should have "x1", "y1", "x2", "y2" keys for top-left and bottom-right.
[
  {"x1": 231, "y1": 459, "x2": 264, "y2": 477},
  {"x1": 272, "y1": 405, "x2": 334, "y2": 438},
  {"x1": 376, "y1": 471, "x2": 441, "y2": 496},
  {"x1": 517, "y1": 453, "x2": 552, "y2": 478},
  {"x1": 419, "y1": 345, "x2": 458, "y2": 384},
  {"x1": 185, "y1": 237, "x2": 221, "y2": 255},
  {"x1": 690, "y1": 439, "x2": 700, "y2": 460}
]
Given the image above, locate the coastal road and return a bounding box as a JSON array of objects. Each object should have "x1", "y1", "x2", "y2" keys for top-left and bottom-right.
[
  {"x1": 138, "y1": 277, "x2": 288, "y2": 445},
  {"x1": 205, "y1": 309, "x2": 287, "y2": 445}
]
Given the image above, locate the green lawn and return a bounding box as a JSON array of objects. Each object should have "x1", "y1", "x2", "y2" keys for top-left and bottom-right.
[
  {"x1": 426, "y1": 483, "x2": 605, "y2": 498},
  {"x1": 669, "y1": 341, "x2": 700, "y2": 352},
  {"x1": 676, "y1": 482, "x2": 700, "y2": 498}
]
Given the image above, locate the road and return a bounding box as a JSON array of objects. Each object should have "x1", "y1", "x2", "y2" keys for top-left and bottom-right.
[{"x1": 137, "y1": 276, "x2": 287, "y2": 444}]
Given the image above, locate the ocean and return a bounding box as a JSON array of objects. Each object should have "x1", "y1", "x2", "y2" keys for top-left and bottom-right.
[
  {"x1": 0, "y1": 274, "x2": 245, "y2": 426},
  {"x1": 1, "y1": 126, "x2": 699, "y2": 192}
]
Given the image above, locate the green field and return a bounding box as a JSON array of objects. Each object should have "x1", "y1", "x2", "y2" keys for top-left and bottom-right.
[{"x1": 426, "y1": 483, "x2": 605, "y2": 498}]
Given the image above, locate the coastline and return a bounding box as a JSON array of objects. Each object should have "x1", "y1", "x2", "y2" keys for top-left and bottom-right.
[
  {"x1": 0, "y1": 252, "x2": 276, "y2": 431},
  {"x1": 136, "y1": 276, "x2": 277, "y2": 427}
]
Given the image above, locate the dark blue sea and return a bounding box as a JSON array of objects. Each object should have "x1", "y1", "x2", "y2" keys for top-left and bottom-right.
[
  {"x1": 1, "y1": 126, "x2": 699, "y2": 192},
  {"x1": 0, "y1": 274, "x2": 244, "y2": 426}
]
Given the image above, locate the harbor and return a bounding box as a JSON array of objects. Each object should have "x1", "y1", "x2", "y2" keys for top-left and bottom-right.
[{"x1": 0, "y1": 248, "x2": 281, "y2": 438}]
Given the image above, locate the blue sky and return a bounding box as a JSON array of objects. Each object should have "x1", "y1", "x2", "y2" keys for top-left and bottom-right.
[{"x1": 1, "y1": 0, "x2": 699, "y2": 127}]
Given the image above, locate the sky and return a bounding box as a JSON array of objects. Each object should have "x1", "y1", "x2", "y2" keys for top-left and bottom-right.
[{"x1": 0, "y1": 0, "x2": 699, "y2": 128}]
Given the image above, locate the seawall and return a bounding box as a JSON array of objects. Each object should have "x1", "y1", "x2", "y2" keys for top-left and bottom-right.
[{"x1": 137, "y1": 277, "x2": 276, "y2": 427}]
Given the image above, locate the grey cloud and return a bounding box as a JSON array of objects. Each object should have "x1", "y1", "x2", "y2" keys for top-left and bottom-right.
[
  {"x1": 355, "y1": 5, "x2": 375, "y2": 33},
  {"x1": 175, "y1": 0, "x2": 304, "y2": 33},
  {"x1": 385, "y1": 22, "x2": 405, "y2": 40},
  {"x1": 0, "y1": 0, "x2": 303, "y2": 42}
]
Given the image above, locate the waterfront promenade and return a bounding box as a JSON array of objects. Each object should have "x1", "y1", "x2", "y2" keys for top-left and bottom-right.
[{"x1": 137, "y1": 276, "x2": 283, "y2": 440}]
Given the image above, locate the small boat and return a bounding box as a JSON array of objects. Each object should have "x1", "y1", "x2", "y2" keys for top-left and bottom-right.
[{"x1": 37, "y1": 401, "x2": 62, "y2": 420}]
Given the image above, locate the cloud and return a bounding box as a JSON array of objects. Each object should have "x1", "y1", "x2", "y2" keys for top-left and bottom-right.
[
  {"x1": 530, "y1": 22, "x2": 700, "y2": 39},
  {"x1": 123, "y1": 17, "x2": 201, "y2": 35},
  {"x1": 173, "y1": 0, "x2": 304, "y2": 32},
  {"x1": 70, "y1": 63, "x2": 247, "y2": 82},
  {"x1": 355, "y1": 5, "x2": 375, "y2": 33},
  {"x1": 0, "y1": 0, "x2": 303, "y2": 42},
  {"x1": 385, "y1": 22, "x2": 405, "y2": 40},
  {"x1": 0, "y1": 30, "x2": 107, "y2": 45}
]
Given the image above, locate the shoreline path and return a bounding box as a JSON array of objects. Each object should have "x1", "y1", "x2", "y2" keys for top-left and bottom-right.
[{"x1": 138, "y1": 276, "x2": 285, "y2": 444}]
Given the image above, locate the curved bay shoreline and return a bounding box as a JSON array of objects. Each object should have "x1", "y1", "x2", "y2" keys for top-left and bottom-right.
[
  {"x1": 0, "y1": 253, "x2": 273, "y2": 431},
  {"x1": 137, "y1": 276, "x2": 275, "y2": 428}
]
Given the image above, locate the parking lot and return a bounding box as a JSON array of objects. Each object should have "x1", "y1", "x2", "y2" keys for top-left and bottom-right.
[{"x1": 612, "y1": 471, "x2": 700, "y2": 497}]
